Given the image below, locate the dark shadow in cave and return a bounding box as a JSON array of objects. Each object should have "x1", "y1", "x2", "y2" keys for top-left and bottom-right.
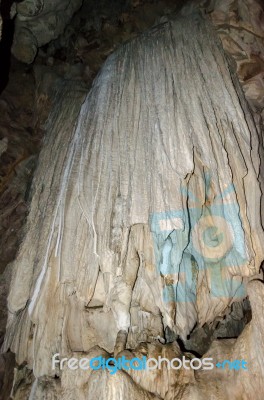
[
  {"x1": 0, "y1": 0, "x2": 22, "y2": 94},
  {"x1": 165, "y1": 296, "x2": 253, "y2": 357}
]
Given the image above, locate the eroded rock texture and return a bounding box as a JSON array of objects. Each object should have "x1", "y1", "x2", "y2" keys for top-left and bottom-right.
[
  {"x1": 7, "y1": 281, "x2": 264, "y2": 399},
  {"x1": 2, "y1": 10, "x2": 264, "y2": 398},
  {"x1": 207, "y1": 0, "x2": 264, "y2": 113},
  {"x1": 11, "y1": 0, "x2": 186, "y2": 64},
  {"x1": 12, "y1": 0, "x2": 83, "y2": 63},
  {"x1": 77, "y1": 280, "x2": 264, "y2": 400}
]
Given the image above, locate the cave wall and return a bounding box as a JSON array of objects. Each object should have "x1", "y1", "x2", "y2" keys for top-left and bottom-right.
[
  {"x1": 12, "y1": 0, "x2": 83, "y2": 63},
  {"x1": 2, "y1": 11, "x2": 264, "y2": 399},
  {"x1": 199, "y1": 0, "x2": 264, "y2": 115},
  {"x1": 9, "y1": 0, "x2": 264, "y2": 117}
]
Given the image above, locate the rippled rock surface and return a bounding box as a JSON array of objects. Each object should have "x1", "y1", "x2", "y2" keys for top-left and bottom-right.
[{"x1": 2, "y1": 10, "x2": 264, "y2": 400}]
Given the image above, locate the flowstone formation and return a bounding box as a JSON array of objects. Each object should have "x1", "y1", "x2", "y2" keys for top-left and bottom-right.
[{"x1": 2, "y1": 11, "x2": 264, "y2": 399}]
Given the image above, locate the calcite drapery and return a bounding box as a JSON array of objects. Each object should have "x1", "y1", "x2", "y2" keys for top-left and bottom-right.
[{"x1": 3, "y1": 11, "x2": 264, "y2": 398}]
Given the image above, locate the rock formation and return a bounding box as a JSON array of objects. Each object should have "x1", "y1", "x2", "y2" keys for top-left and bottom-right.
[
  {"x1": 2, "y1": 8, "x2": 264, "y2": 398},
  {"x1": 197, "y1": 0, "x2": 264, "y2": 116},
  {"x1": 12, "y1": 0, "x2": 83, "y2": 63}
]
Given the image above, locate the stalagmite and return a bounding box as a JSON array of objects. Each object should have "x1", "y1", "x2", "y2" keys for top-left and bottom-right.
[{"x1": 2, "y1": 10, "x2": 264, "y2": 399}]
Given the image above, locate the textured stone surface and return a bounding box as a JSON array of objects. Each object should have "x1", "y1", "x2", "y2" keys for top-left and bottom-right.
[
  {"x1": 0, "y1": 1, "x2": 264, "y2": 399},
  {"x1": 12, "y1": 0, "x2": 83, "y2": 63},
  {"x1": 8, "y1": 281, "x2": 264, "y2": 399},
  {"x1": 0, "y1": 60, "x2": 46, "y2": 398},
  {"x1": 11, "y1": 0, "x2": 264, "y2": 116},
  {"x1": 182, "y1": 0, "x2": 264, "y2": 113},
  {"x1": 166, "y1": 280, "x2": 264, "y2": 400},
  {"x1": 2, "y1": 12, "x2": 264, "y2": 398},
  {"x1": 11, "y1": 0, "x2": 186, "y2": 64}
]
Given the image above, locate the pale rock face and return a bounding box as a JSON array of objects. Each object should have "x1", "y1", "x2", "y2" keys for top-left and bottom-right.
[
  {"x1": 3, "y1": 9, "x2": 264, "y2": 400},
  {"x1": 10, "y1": 281, "x2": 264, "y2": 399}
]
